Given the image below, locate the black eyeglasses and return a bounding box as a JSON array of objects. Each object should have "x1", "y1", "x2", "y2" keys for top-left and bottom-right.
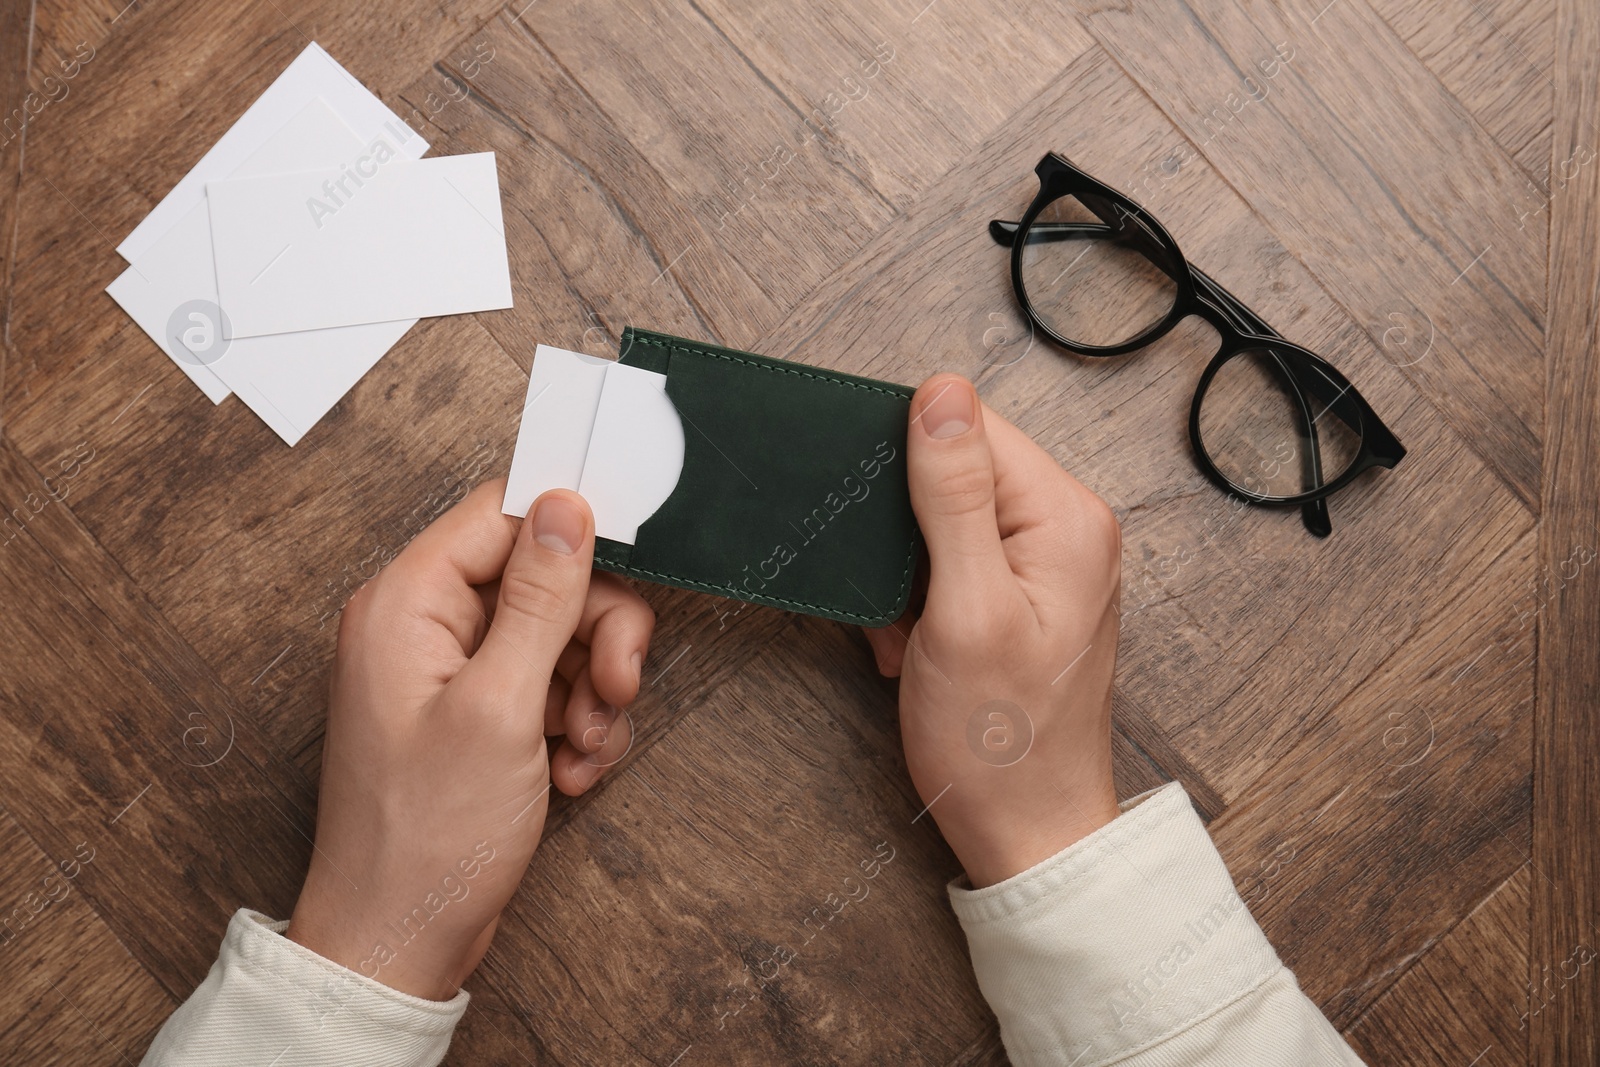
[{"x1": 992, "y1": 152, "x2": 1405, "y2": 537}]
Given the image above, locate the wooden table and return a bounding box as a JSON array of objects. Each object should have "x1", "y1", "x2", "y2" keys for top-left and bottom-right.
[{"x1": 1, "y1": 0, "x2": 1595, "y2": 1063}]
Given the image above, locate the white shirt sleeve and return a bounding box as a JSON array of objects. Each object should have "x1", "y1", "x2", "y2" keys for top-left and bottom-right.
[
  {"x1": 949, "y1": 782, "x2": 1364, "y2": 1067},
  {"x1": 140, "y1": 909, "x2": 468, "y2": 1067}
]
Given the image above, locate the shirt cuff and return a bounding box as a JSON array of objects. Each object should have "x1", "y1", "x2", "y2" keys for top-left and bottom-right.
[
  {"x1": 142, "y1": 909, "x2": 469, "y2": 1067},
  {"x1": 949, "y1": 782, "x2": 1282, "y2": 1067}
]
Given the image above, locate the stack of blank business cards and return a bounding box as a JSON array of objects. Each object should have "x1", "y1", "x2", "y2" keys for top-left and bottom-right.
[{"x1": 107, "y1": 43, "x2": 512, "y2": 445}]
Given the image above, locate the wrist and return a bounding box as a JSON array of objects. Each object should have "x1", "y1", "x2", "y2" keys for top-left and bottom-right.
[
  {"x1": 941, "y1": 785, "x2": 1119, "y2": 889},
  {"x1": 286, "y1": 891, "x2": 473, "y2": 1001}
]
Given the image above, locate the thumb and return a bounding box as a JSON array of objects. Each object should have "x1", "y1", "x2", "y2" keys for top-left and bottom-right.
[
  {"x1": 468, "y1": 490, "x2": 594, "y2": 703},
  {"x1": 907, "y1": 375, "x2": 1012, "y2": 606}
]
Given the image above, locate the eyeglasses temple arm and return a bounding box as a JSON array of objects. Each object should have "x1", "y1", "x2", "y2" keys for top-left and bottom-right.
[
  {"x1": 1190, "y1": 268, "x2": 1370, "y2": 437},
  {"x1": 1268, "y1": 351, "x2": 1333, "y2": 537}
]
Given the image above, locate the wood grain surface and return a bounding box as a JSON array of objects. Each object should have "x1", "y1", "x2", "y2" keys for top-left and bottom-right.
[
  {"x1": 1532, "y1": 0, "x2": 1600, "y2": 1062},
  {"x1": 0, "y1": 0, "x2": 1594, "y2": 1063}
]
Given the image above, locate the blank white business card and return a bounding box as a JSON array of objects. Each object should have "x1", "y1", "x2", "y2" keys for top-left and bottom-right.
[
  {"x1": 109, "y1": 96, "x2": 380, "y2": 405},
  {"x1": 207, "y1": 153, "x2": 512, "y2": 338},
  {"x1": 578, "y1": 358, "x2": 685, "y2": 544},
  {"x1": 502, "y1": 346, "x2": 612, "y2": 519},
  {"x1": 118, "y1": 42, "x2": 427, "y2": 264},
  {"x1": 108, "y1": 202, "x2": 235, "y2": 404},
  {"x1": 502, "y1": 345, "x2": 685, "y2": 545},
  {"x1": 107, "y1": 98, "x2": 418, "y2": 442}
]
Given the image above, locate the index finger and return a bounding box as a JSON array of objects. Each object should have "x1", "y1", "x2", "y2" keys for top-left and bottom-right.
[
  {"x1": 981, "y1": 405, "x2": 1120, "y2": 601},
  {"x1": 981, "y1": 406, "x2": 1078, "y2": 537},
  {"x1": 375, "y1": 478, "x2": 520, "y2": 656}
]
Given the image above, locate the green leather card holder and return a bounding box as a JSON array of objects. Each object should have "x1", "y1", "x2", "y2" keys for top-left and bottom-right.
[{"x1": 589, "y1": 327, "x2": 920, "y2": 627}]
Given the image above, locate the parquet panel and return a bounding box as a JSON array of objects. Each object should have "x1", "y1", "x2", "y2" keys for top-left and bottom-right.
[
  {"x1": 1084, "y1": 0, "x2": 1548, "y2": 509},
  {"x1": 1345, "y1": 864, "x2": 1532, "y2": 1067},
  {"x1": 1531, "y1": 0, "x2": 1600, "y2": 1061},
  {"x1": 1371, "y1": 0, "x2": 1555, "y2": 180},
  {"x1": 0, "y1": 809, "x2": 173, "y2": 1066},
  {"x1": 1207, "y1": 526, "x2": 1535, "y2": 1026}
]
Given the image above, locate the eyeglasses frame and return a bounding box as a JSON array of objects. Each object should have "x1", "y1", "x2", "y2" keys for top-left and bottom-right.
[{"x1": 991, "y1": 152, "x2": 1406, "y2": 538}]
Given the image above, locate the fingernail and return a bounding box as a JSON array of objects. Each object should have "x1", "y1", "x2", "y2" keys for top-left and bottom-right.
[
  {"x1": 571, "y1": 756, "x2": 603, "y2": 789},
  {"x1": 530, "y1": 494, "x2": 584, "y2": 554},
  {"x1": 630, "y1": 650, "x2": 643, "y2": 688},
  {"x1": 919, "y1": 380, "x2": 974, "y2": 439}
]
